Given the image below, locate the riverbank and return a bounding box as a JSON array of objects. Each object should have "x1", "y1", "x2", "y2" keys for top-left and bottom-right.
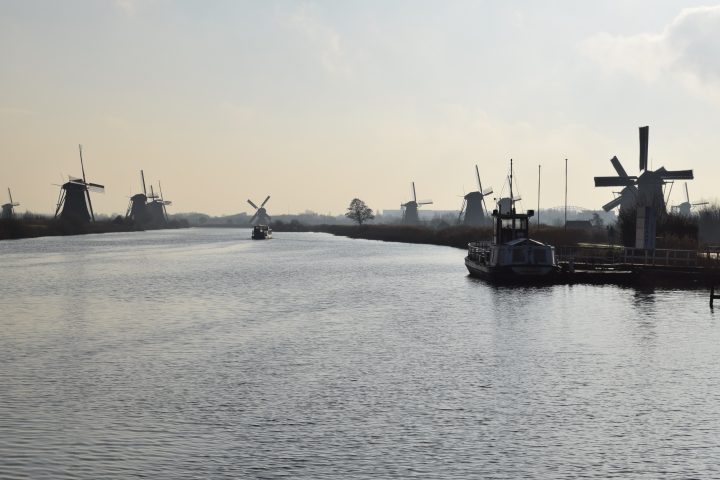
[
  {"x1": 0, "y1": 217, "x2": 189, "y2": 240},
  {"x1": 308, "y1": 224, "x2": 611, "y2": 249}
]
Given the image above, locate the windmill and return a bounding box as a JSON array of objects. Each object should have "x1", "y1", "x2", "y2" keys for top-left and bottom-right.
[
  {"x1": 458, "y1": 165, "x2": 493, "y2": 226},
  {"x1": 54, "y1": 145, "x2": 105, "y2": 222},
  {"x1": 146, "y1": 183, "x2": 171, "y2": 225},
  {"x1": 401, "y1": 182, "x2": 432, "y2": 225},
  {"x1": 248, "y1": 196, "x2": 271, "y2": 225},
  {"x1": 1, "y1": 188, "x2": 20, "y2": 219},
  {"x1": 126, "y1": 170, "x2": 149, "y2": 224},
  {"x1": 672, "y1": 182, "x2": 707, "y2": 216},
  {"x1": 594, "y1": 126, "x2": 693, "y2": 249}
]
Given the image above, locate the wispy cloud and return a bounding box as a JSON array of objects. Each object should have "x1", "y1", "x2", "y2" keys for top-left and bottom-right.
[
  {"x1": 285, "y1": 4, "x2": 350, "y2": 76},
  {"x1": 114, "y1": 0, "x2": 138, "y2": 15},
  {"x1": 580, "y1": 5, "x2": 720, "y2": 88}
]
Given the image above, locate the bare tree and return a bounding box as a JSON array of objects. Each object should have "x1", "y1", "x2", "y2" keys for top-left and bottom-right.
[{"x1": 345, "y1": 198, "x2": 374, "y2": 225}]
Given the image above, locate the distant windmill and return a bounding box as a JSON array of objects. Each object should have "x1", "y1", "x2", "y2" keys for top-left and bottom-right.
[
  {"x1": 1, "y1": 188, "x2": 20, "y2": 219},
  {"x1": 248, "y1": 196, "x2": 271, "y2": 225},
  {"x1": 594, "y1": 126, "x2": 693, "y2": 249},
  {"x1": 672, "y1": 182, "x2": 707, "y2": 216},
  {"x1": 54, "y1": 145, "x2": 105, "y2": 222},
  {"x1": 459, "y1": 165, "x2": 493, "y2": 226},
  {"x1": 126, "y1": 170, "x2": 149, "y2": 224},
  {"x1": 401, "y1": 182, "x2": 432, "y2": 225},
  {"x1": 146, "y1": 183, "x2": 171, "y2": 225}
]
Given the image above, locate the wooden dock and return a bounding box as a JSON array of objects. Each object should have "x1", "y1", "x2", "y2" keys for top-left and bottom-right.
[{"x1": 555, "y1": 245, "x2": 720, "y2": 285}]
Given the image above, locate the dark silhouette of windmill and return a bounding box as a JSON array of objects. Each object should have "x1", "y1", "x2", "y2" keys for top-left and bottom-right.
[
  {"x1": 248, "y1": 196, "x2": 271, "y2": 225},
  {"x1": 146, "y1": 183, "x2": 171, "y2": 225},
  {"x1": 459, "y1": 165, "x2": 493, "y2": 226},
  {"x1": 594, "y1": 126, "x2": 693, "y2": 249},
  {"x1": 2, "y1": 188, "x2": 20, "y2": 219},
  {"x1": 54, "y1": 145, "x2": 105, "y2": 222},
  {"x1": 401, "y1": 182, "x2": 432, "y2": 225},
  {"x1": 672, "y1": 183, "x2": 707, "y2": 216},
  {"x1": 126, "y1": 170, "x2": 149, "y2": 224}
]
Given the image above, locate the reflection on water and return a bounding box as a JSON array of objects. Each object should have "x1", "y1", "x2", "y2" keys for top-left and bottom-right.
[{"x1": 1, "y1": 229, "x2": 719, "y2": 479}]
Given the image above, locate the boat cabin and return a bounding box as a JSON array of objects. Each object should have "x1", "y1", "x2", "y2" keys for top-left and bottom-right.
[
  {"x1": 252, "y1": 224, "x2": 272, "y2": 239},
  {"x1": 492, "y1": 207, "x2": 534, "y2": 245}
]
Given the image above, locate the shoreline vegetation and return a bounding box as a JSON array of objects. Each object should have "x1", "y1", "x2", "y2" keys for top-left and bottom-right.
[
  {"x1": 3, "y1": 206, "x2": 718, "y2": 252},
  {"x1": 0, "y1": 216, "x2": 189, "y2": 240}
]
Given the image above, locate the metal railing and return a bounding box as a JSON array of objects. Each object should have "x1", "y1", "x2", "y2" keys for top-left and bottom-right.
[{"x1": 554, "y1": 245, "x2": 720, "y2": 268}]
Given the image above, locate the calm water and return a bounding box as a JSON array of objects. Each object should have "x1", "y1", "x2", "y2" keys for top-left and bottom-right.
[{"x1": 1, "y1": 229, "x2": 719, "y2": 479}]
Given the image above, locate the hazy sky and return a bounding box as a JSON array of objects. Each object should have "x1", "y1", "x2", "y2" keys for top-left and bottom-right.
[{"x1": 2, "y1": 0, "x2": 720, "y2": 216}]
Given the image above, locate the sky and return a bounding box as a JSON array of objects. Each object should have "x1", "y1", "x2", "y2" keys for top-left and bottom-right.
[{"x1": 2, "y1": 0, "x2": 720, "y2": 217}]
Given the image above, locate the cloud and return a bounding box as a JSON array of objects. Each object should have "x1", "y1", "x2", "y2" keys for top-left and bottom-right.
[
  {"x1": 114, "y1": 0, "x2": 138, "y2": 15},
  {"x1": 285, "y1": 4, "x2": 350, "y2": 75},
  {"x1": 580, "y1": 5, "x2": 720, "y2": 85}
]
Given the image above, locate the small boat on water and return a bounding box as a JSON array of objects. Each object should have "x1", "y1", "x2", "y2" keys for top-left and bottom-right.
[
  {"x1": 251, "y1": 224, "x2": 273, "y2": 240},
  {"x1": 465, "y1": 161, "x2": 559, "y2": 282}
]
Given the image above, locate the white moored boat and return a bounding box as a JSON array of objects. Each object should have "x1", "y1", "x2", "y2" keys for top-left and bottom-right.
[{"x1": 465, "y1": 162, "x2": 559, "y2": 282}]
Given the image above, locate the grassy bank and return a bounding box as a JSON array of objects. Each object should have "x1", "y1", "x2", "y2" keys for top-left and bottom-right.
[
  {"x1": 305, "y1": 222, "x2": 707, "y2": 250},
  {"x1": 304, "y1": 224, "x2": 616, "y2": 250},
  {"x1": 0, "y1": 217, "x2": 189, "y2": 240}
]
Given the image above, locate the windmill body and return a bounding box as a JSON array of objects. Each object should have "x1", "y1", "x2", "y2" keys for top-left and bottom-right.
[
  {"x1": 2, "y1": 188, "x2": 19, "y2": 219},
  {"x1": 58, "y1": 181, "x2": 94, "y2": 222},
  {"x1": 460, "y1": 166, "x2": 493, "y2": 226},
  {"x1": 248, "y1": 196, "x2": 271, "y2": 225},
  {"x1": 594, "y1": 126, "x2": 693, "y2": 249},
  {"x1": 126, "y1": 170, "x2": 150, "y2": 224},
  {"x1": 401, "y1": 182, "x2": 432, "y2": 225},
  {"x1": 127, "y1": 193, "x2": 149, "y2": 223},
  {"x1": 55, "y1": 145, "x2": 105, "y2": 223}
]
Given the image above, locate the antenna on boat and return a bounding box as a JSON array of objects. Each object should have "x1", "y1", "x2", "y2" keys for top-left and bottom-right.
[
  {"x1": 537, "y1": 164, "x2": 541, "y2": 227},
  {"x1": 509, "y1": 158, "x2": 514, "y2": 212},
  {"x1": 564, "y1": 158, "x2": 568, "y2": 231}
]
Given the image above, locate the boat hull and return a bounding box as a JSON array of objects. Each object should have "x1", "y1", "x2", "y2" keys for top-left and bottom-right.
[{"x1": 465, "y1": 257, "x2": 559, "y2": 283}]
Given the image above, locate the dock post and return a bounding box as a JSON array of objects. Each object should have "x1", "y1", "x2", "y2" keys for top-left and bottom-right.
[{"x1": 711, "y1": 286, "x2": 720, "y2": 309}]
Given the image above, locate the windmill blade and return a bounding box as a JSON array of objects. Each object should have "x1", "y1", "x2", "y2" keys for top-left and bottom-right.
[
  {"x1": 610, "y1": 156, "x2": 630, "y2": 178},
  {"x1": 685, "y1": 182, "x2": 690, "y2": 204},
  {"x1": 260, "y1": 195, "x2": 271, "y2": 207},
  {"x1": 458, "y1": 198, "x2": 466, "y2": 222},
  {"x1": 79, "y1": 144, "x2": 87, "y2": 183},
  {"x1": 247, "y1": 199, "x2": 259, "y2": 210},
  {"x1": 162, "y1": 200, "x2": 172, "y2": 206},
  {"x1": 475, "y1": 165, "x2": 482, "y2": 192},
  {"x1": 594, "y1": 176, "x2": 637, "y2": 187},
  {"x1": 482, "y1": 187, "x2": 493, "y2": 196},
  {"x1": 602, "y1": 195, "x2": 624, "y2": 212},
  {"x1": 512, "y1": 196, "x2": 521, "y2": 203},
  {"x1": 87, "y1": 183, "x2": 105, "y2": 193},
  {"x1": 249, "y1": 212, "x2": 259, "y2": 223},
  {"x1": 693, "y1": 202, "x2": 709, "y2": 206},
  {"x1": 417, "y1": 200, "x2": 433, "y2": 205},
  {"x1": 8, "y1": 188, "x2": 13, "y2": 204},
  {"x1": 639, "y1": 126, "x2": 649, "y2": 171},
  {"x1": 412, "y1": 182, "x2": 417, "y2": 203},
  {"x1": 657, "y1": 169, "x2": 693, "y2": 180}
]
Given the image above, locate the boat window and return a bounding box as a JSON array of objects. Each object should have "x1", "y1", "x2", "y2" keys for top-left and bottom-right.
[
  {"x1": 533, "y1": 248, "x2": 548, "y2": 265},
  {"x1": 512, "y1": 248, "x2": 526, "y2": 264}
]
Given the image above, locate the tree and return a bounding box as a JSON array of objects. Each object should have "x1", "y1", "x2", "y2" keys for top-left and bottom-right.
[{"x1": 345, "y1": 198, "x2": 374, "y2": 225}]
